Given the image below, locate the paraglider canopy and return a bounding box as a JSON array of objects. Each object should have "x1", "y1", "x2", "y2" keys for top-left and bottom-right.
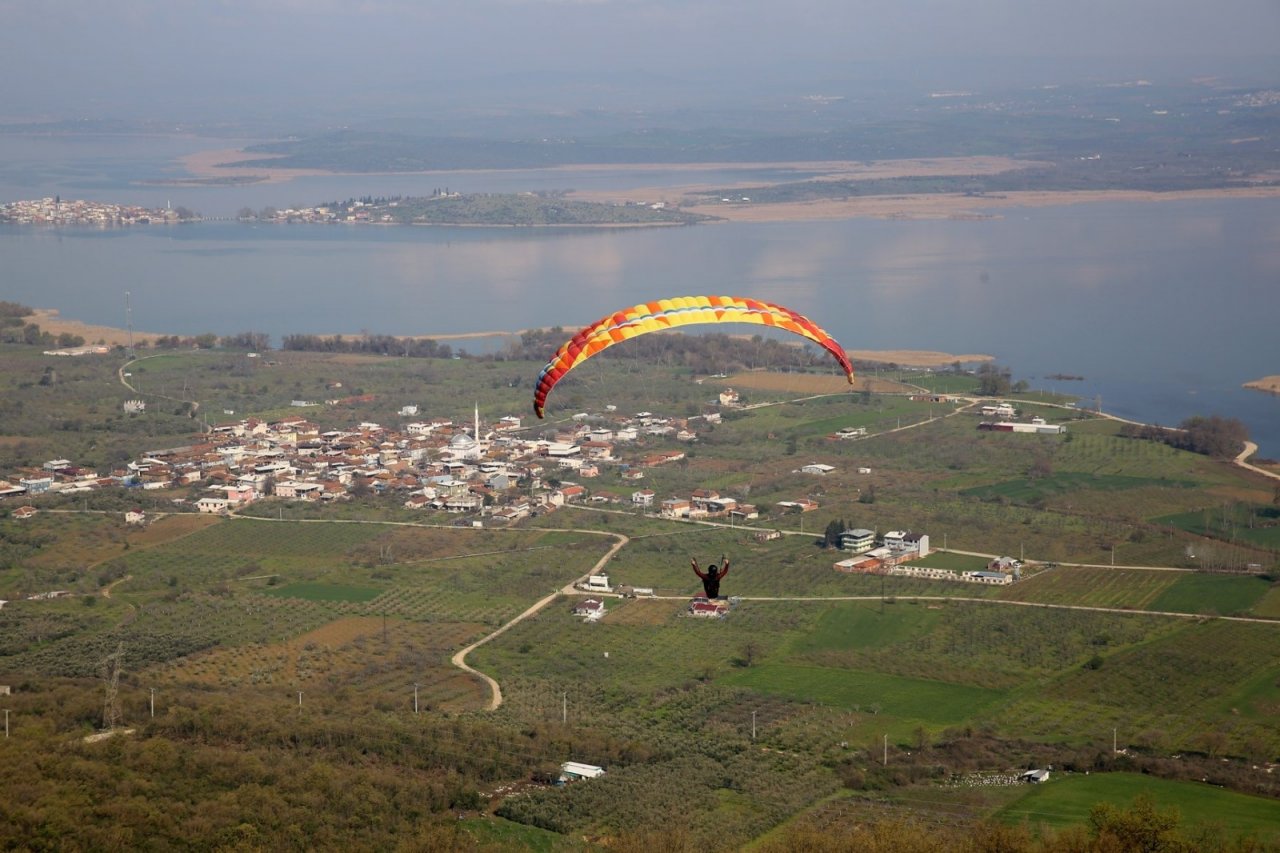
[{"x1": 532, "y1": 295, "x2": 854, "y2": 418}]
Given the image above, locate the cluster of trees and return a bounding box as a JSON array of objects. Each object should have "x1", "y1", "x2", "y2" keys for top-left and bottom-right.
[
  {"x1": 975, "y1": 363, "x2": 1030, "y2": 396},
  {"x1": 0, "y1": 305, "x2": 85, "y2": 347},
  {"x1": 133, "y1": 331, "x2": 269, "y2": 351},
  {"x1": 0, "y1": 684, "x2": 557, "y2": 850},
  {"x1": 505, "y1": 327, "x2": 857, "y2": 378},
  {"x1": 1119, "y1": 415, "x2": 1250, "y2": 459},
  {"x1": 280, "y1": 333, "x2": 454, "y2": 358},
  {"x1": 822, "y1": 518, "x2": 852, "y2": 548},
  {"x1": 0, "y1": 322, "x2": 85, "y2": 348},
  {"x1": 148, "y1": 333, "x2": 218, "y2": 349},
  {"x1": 0, "y1": 300, "x2": 33, "y2": 321},
  {"x1": 219, "y1": 331, "x2": 271, "y2": 351}
]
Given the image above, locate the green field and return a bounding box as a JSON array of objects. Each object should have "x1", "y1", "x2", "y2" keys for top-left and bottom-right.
[
  {"x1": 962, "y1": 472, "x2": 1195, "y2": 505},
  {"x1": 998, "y1": 772, "x2": 1280, "y2": 840},
  {"x1": 1148, "y1": 573, "x2": 1272, "y2": 616},
  {"x1": 906, "y1": 551, "x2": 992, "y2": 572},
  {"x1": 720, "y1": 663, "x2": 1006, "y2": 724},
  {"x1": 1157, "y1": 505, "x2": 1280, "y2": 549},
  {"x1": 998, "y1": 567, "x2": 1182, "y2": 610}
]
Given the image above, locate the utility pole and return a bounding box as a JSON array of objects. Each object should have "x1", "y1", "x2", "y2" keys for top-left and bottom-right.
[
  {"x1": 4, "y1": 709, "x2": 9, "y2": 738},
  {"x1": 414, "y1": 683, "x2": 419, "y2": 715},
  {"x1": 150, "y1": 688, "x2": 155, "y2": 718},
  {"x1": 883, "y1": 734, "x2": 888, "y2": 766},
  {"x1": 298, "y1": 691, "x2": 303, "y2": 712},
  {"x1": 752, "y1": 710, "x2": 757, "y2": 741}
]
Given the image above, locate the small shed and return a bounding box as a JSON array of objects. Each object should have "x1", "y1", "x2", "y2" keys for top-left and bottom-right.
[
  {"x1": 1020, "y1": 768, "x2": 1050, "y2": 784},
  {"x1": 560, "y1": 761, "x2": 606, "y2": 782}
]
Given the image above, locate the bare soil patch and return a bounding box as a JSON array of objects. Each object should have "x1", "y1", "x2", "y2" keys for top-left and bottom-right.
[{"x1": 129, "y1": 514, "x2": 221, "y2": 548}]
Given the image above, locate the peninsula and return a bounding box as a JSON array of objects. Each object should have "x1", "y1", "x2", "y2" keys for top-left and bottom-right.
[
  {"x1": 1244, "y1": 375, "x2": 1280, "y2": 395},
  {"x1": 238, "y1": 192, "x2": 711, "y2": 227}
]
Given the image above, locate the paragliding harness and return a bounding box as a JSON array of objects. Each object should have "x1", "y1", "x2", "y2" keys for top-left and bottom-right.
[{"x1": 692, "y1": 555, "x2": 730, "y2": 599}]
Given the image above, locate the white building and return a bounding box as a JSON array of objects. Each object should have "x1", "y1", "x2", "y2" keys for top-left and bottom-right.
[
  {"x1": 840, "y1": 529, "x2": 876, "y2": 553},
  {"x1": 583, "y1": 574, "x2": 612, "y2": 593},
  {"x1": 560, "y1": 761, "x2": 606, "y2": 781},
  {"x1": 196, "y1": 497, "x2": 230, "y2": 514}
]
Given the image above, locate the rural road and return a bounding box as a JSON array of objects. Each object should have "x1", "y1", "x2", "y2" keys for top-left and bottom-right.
[
  {"x1": 1235, "y1": 441, "x2": 1280, "y2": 482},
  {"x1": 451, "y1": 531, "x2": 629, "y2": 711},
  {"x1": 118, "y1": 353, "x2": 202, "y2": 416}
]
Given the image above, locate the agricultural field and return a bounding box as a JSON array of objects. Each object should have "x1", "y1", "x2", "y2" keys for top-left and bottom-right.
[
  {"x1": 1158, "y1": 504, "x2": 1280, "y2": 550},
  {"x1": 148, "y1": 615, "x2": 489, "y2": 710},
  {"x1": 720, "y1": 664, "x2": 1008, "y2": 726},
  {"x1": 994, "y1": 619, "x2": 1280, "y2": 759},
  {"x1": 997, "y1": 772, "x2": 1280, "y2": 841},
  {"x1": 906, "y1": 551, "x2": 992, "y2": 572},
  {"x1": 4, "y1": 346, "x2": 1280, "y2": 847},
  {"x1": 997, "y1": 566, "x2": 1183, "y2": 610}
]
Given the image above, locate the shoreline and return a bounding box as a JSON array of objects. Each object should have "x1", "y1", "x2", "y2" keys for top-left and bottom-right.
[
  {"x1": 175, "y1": 146, "x2": 1280, "y2": 223},
  {"x1": 681, "y1": 186, "x2": 1280, "y2": 222},
  {"x1": 1244, "y1": 375, "x2": 1280, "y2": 395},
  {"x1": 176, "y1": 150, "x2": 1045, "y2": 187},
  {"x1": 23, "y1": 308, "x2": 990, "y2": 368},
  {"x1": 28, "y1": 308, "x2": 163, "y2": 348}
]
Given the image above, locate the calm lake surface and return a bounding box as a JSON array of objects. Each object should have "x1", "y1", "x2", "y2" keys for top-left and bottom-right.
[{"x1": 2, "y1": 135, "x2": 1278, "y2": 454}]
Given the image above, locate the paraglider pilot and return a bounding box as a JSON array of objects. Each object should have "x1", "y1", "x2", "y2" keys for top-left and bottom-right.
[{"x1": 692, "y1": 555, "x2": 730, "y2": 599}]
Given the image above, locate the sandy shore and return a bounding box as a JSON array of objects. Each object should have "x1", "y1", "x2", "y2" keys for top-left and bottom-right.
[
  {"x1": 848, "y1": 350, "x2": 992, "y2": 367},
  {"x1": 1244, "y1": 375, "x2": 1280, "y2": 394},
  {"x1": 178, "y1": 150, "x2": 1043, "y2": 189},
  {"x1": 683, "y1": 186, "x2": 1280, "y2": 222},
  {"x1": 176, "y1": 146, "x2": 1280, "y2": 221},
  {"x1": 29, "y1": 308, "x2": 162, "y2": 347},
  {"x1": 175, "y1": 148, "x2": 338, "y2": 185}
]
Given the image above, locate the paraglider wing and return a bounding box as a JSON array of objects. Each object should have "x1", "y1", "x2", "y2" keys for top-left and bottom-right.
[{"x1": 532, "y1": 295, "x2": 854, "y2": 418}]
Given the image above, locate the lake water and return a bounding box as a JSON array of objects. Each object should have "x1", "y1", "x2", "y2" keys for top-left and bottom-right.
[{"x1": 2, "y1": 135, "x2": 1278, "y2": 455}]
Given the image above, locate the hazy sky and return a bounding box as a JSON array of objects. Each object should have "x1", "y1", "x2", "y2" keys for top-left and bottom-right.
[{"x1": 2, "y1": 0, "x2": 1277, "y2": 121}]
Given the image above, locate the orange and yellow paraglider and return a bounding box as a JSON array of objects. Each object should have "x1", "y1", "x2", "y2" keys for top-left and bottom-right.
[{"x1": 532, "y1": 295, "x2": 854, "y2": 418}]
